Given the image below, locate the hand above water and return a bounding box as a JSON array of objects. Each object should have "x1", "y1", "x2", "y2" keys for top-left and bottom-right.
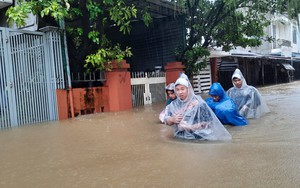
[{"x1": 173, "y1": 113, "x2": 184, "y2": 124}]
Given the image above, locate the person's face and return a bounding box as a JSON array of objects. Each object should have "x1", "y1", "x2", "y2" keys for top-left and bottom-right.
[
  {"x1": 211, "y1": 95, "x2": 220, "y2": 102},
  {"x1": 233, "y1": 78, "x2": 242, "y2": 88},
  {"x1": 167, "y1": 90, "x2": 176, "y2": 100},
  {"x1": 175, "y1": 85, "x2": 188, "y2": 100}
]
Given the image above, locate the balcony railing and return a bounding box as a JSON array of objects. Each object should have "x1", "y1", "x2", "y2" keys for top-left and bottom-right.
[{"x1": 274, "y1": 39, "x2": 291, "y2": 48}]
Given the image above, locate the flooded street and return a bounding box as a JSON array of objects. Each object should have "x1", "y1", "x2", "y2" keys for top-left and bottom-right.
[{"x1": 1, "y1": 81, "x2": 300, "y2": 188}]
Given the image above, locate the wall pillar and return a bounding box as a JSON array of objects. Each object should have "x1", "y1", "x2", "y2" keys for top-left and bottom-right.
[
  {"x1": 165, "y1": 62, "x2": 185, "y2": 85},
  {"x1": 105, "y1": 60, "x2": 132, "y2": 111},
  {"x1": 210, "y1": 57, "x2": 218, "y2": 83},
  {"x1": 56, "y1": 89, "x2": 69, "y2": 120}
]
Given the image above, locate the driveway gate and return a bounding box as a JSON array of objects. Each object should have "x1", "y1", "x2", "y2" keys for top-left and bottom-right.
[
  {"x1": 193, "y1": 65, "x2": 212, "y2": 94},
  {"x1": 131, "y1": 72, "x2": 166, "y2": 107},
  {"x1": 0, "y1": 27, "x2": 65, "y2": 128}
]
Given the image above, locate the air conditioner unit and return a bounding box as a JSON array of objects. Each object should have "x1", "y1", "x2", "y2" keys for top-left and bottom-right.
[{"x1": 0, "y1": 0, "x2": 13, "y2": 9}]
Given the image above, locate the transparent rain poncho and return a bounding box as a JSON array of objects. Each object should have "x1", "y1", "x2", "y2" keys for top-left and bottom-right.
[
  {"x1": 227, "y1": 69, "x2": 270, "y2": 119},
  {"x1": 165, "y1": 83, "x2": 175, "y2": 106},
  {"x1": 159, "y1": 83, "x2": 176, "y2": 123},
  {"x1": 206, "y1": 82, "x2": 248, "y2": 126},
  {"x1": 164, "y1": 73, "x2": 232, "y2": 141}
]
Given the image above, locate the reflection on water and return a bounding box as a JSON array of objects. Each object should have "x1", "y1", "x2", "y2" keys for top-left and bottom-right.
[{"x1": 1, "y1": 81, "x2": 300, "y2": 187}]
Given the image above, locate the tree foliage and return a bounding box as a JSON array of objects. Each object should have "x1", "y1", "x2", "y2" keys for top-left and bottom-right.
[
  {"x1": 5, "y1": 0, "x2": 300, "y2": 77},
  {"x1": 172, "y1": 0, "x2": 300, "y2": 77},
  {"x1": 6, "y1": 0, "x2": 152, "y2": 72}
]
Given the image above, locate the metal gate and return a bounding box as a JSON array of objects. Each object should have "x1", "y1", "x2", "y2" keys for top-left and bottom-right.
[
  {"x1": 131, "y1": 72, "x2": 166, "y2": 107},
  {"x1": 0, "y1": 27, "x2": 65, "y2": 128}
]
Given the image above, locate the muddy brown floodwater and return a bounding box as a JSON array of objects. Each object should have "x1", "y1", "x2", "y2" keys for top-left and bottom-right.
[{"x1": 1, "y1": 81, "x2": 300, "y2": 188}]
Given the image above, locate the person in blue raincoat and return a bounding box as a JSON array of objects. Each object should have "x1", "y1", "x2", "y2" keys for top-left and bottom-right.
[
  {"x1": 206, "y1": 82, "x2": 248, "y2": 126},
  {"x1": 164, "y1": 73, "x2": 231, "y2": 141}
]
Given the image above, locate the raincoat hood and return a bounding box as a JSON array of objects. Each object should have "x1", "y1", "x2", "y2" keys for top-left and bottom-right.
[
  {"x1": 232, "y1": 68, "x2": 248, "y2": 89},
  {"x1": 165, "y1": 83, "x2": 175, "y2": 91},
  {"x1": 174, "y1": 73, "x2": 194, "y2": 102},
  {"x1": 209, "y1": 82, "x2": 228, "y2": 101}
]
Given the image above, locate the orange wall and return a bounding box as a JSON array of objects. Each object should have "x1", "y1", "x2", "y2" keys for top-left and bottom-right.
[
  {"x1": 105, "y1": 60, "x2": 132, "y2": 111},
  {"x1": 56, "y1": 89, "x2": 69, "y2": 120},
  {"x1": 56, "y1": 61, "x2": 184, "y2": 119},
  {"x1": 56, "y1": 87, "x2": 110, "y2": 119},
  {"x1": 165, "y1": 61, "x2": 185, "y2": 85},
  {"x1": 72, "y1": 87, "x2": 109, "y2": 116}
]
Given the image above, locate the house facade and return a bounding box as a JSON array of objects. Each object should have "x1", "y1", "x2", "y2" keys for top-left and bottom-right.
[
  {"x1": 217, "y1": 13, "x2": 300, "y2": 90},
  {"x1": 0, "y1": 0, "x2": 187, "y2": 127},
  {"x1": 232, "y1": 14, "x2": 300, "y2": 57},
  {"x1": 0, "y1": 0, "x2": 12, "y2": 26}
]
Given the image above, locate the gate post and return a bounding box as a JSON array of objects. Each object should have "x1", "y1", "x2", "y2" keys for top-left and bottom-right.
[
  {"x1": 105, "y1": 60, "x2": 132, "y2": 111},
  {"x1": 210, "y1": 57, "x2": 218, "y2": 82},
  {"x1": 165, "y1": 62, "x2": 185, "y2": 85}
]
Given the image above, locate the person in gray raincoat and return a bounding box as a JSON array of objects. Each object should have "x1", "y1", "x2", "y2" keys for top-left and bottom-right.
[
  {"x1": 227, "y1": 68, "x2": 270, "y2": 119},
  {"x1": 164, "y1": 73, "x2": 231, "y2": 141}
]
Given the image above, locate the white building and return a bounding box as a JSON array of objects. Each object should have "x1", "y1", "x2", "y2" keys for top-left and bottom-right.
[
  {"x1": 231, "y1": 14, "x2": 300, "y2": 57},
  {"x1": 0, "y1": 0, "x2": 37, "y2": 31}
]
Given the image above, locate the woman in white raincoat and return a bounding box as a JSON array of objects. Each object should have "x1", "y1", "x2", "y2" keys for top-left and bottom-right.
[
  {"x1": 164, "y1": 73, "x2": 231, "y2": 141},
  {"x1": 227, "y1": 68, "x2": 270, "y2": 119}
]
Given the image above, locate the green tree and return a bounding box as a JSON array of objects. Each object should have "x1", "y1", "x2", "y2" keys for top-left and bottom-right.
[
  {"x1": 172, "y1": 0, "x2": 300, "y2": 77},
  {"x1": 5, "y1": 0, "x2": 152, "y2": 72}
]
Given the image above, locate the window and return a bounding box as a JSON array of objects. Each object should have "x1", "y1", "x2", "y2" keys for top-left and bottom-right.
[
  {"x1": 293, "y1": 26, "x2": 297, "y2": 44},
  {"x1": 272, "y1": 25, "x2": 276, "y2": 48}
]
